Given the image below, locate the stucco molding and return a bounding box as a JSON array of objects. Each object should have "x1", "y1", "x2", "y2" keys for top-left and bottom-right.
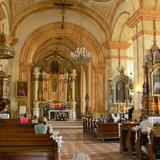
[
  {"x1": 127, "y1": 9, "x2": 160, "y2": 28},
  {"x1": 132, "y1": 30, "x2": 160, "y2": 41},
  {"x1": 104, "y1": 41, "x2": 131, "y2": 49}
]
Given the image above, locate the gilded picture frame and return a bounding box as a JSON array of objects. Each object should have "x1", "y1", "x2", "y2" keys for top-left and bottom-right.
[
  {"x1": 152, "y1": 68, "x2": 160, "y2": 96},
  {"x1": 16, "y1": 81, "x2": 28, "y2": 97}
]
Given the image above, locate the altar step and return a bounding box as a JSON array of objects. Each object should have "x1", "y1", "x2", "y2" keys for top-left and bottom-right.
[{"x1": 48, "y1": 120, "x2": 83, "y2": 129}]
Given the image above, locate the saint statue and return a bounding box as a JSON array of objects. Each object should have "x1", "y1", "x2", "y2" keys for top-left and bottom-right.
[{"x1": 143, "y1": 77, "x2": 149, "y2": 96}]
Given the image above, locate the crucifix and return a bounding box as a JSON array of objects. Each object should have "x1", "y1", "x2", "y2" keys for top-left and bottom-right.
[{"x1": 53, "y1": 0, "x2": 73, "y2": 29}]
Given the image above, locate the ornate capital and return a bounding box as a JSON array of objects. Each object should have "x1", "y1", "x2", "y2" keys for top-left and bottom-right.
[
  {"x1": 33, "y1": 67, "x2": 41, "y2": 80},
  {"x1": 71, "y1": 69, "x2": 77, "y2": 81}
]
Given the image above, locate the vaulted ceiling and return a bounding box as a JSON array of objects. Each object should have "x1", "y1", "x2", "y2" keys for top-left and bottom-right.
[{"x1": 2, "y1": 0, "x2": 160, "y2": 72}]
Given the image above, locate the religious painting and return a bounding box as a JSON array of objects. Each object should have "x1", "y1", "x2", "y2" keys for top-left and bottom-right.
[
  {"x1": 152, "y1": 68, "x2": 160, "y2": 96},
  {"x1": 116, "y1": 80, "x2": 126, "y2": 102},
  {"x1": 16, "y1": 81, "x2": 28, "y2": 97}
]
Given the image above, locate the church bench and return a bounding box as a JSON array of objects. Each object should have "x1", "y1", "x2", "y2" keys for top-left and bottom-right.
[
  {"x1": 0, "y1": 119, "x2": 58, "y2": 160},
  {"x1": 0, "y1": 134, "x2": 52, "y2": 141},
  {"x1": 146, "y1": 128, "x2": 160, "y2": 160},
  {"x1": 0, "y1": 146, "x2": 58, "y2": 160},
  {"x1": 86, "y1": 116, "x2": 92, "y2": 134},
  {"x1": 0, "y1": 129, "x2": 35, "y2": 134},
  {"x1": 0, "y1": 119, "x2": 32, "y2": 125},
  {"x1": 120, "y1": 122, "x2": 139, "y2": 154},
  {"x1": 83, "y1": 116, "x2": 88, "y2": 133},
  {"x1": 90, "y1": 118, "x2": 97, "y2": 136},
  {"x1": 82, "y1": 116, "x2": 95, "y2": 135},
  {"x1": 0, "y1": 136, "x2": 58, "y2": 160},
  {"x1": 125, "y1": 127, "x2": 137, "y2": 157},
  {"x1": 135, "y1": 130, "x2": 148, "y2": 160},
  {"x1": 95, "y1": 122, "x2": 119, "y2": 141}
]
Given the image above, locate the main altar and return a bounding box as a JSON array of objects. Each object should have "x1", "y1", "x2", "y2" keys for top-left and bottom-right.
[
  {"x1": 43, "y1": 100, "x2": 72, "y2": 120},
  {"x1": 31, "y1": 63, "x2": 77, "y2": 120}
]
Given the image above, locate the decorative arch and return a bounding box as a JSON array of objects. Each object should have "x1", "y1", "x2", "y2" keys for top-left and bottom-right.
[
  {"x1": 10, "y1": 1, "x2": 111, "y2": 41},
  {"x1": 18, "y1": 22, "x2": 105, "y2": 115},
  {"x1": 0, "y1": 2, "x2": 10, "y2": 34},
  {"x1": 112, "y1": 11, "x2": 130, "y2": 41},
  {"x1": 19, "y1": 22, "x2": 104, "y2": 72}
]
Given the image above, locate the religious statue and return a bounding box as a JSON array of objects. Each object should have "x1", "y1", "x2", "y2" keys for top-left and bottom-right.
[
  {"x1": 108, "y1": 95, "x2": 113, "y2": 105},
  {"x1": 143, "y1": 77, "x2": 149, "y2": 96}
]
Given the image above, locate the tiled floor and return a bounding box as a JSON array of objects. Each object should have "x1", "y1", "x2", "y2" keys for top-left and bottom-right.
[{"x1": 57, "y1": 128, "x2": 131, "y2": 160}]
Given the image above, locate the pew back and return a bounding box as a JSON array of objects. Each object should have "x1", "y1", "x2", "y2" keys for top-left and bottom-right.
[
  {"x1": 0, "y1": 119, "x2": 58, "y2": 160},
  {"x1": 96, "y1": 122, "x2": 119, "y2": 141}
]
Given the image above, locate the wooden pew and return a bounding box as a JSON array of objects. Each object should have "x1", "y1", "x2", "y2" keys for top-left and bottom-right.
[
  {"x1": 135, "y1": 129, "x2": 148, "y2": 160},
  {"x1": 120, "y1": 122, "x2": 139, "y2": 154},
  {"x1": 83, "y1": 116, "x2": 87, "y2": 133},
  {"x1": 0, "y1": 119, "x2": 58, "y2": 160},
  {"x1": 0, "y1": 146, "x2": 58, "y2": 160},
  {"x1": 125, "y1": 127, "x2": 136, "y2": 157},
  {"x1": 90, "y1": 118, "x2": 97, "y2": 136},
  {"x1": 95, "y1": 122, "x2": 119, "y2": 141},
  {"x1": 146, "y1": 128, "x2": 160, "y2": 160}
]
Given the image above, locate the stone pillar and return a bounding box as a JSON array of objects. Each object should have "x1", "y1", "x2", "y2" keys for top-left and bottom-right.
[
  {"x1": 59, "y1": 74, "x2": 63, "y2": 101},
  {"x1": 80, "y1": 66, "x2": 85, "y2": 115},
  {"x1": 32, "y1": 67, "x2": 41, "y2": 117},
  {"x1": 92, "y1": 65, "x2": 105, "y2": 118},
  {"x1": 87, "y1": 61, "x2": 92, "y2": 114},
  {"x1": 42, "y1": 71, "x2": 48, "y2": 100},
  {"x1": 63, "y1": 72, "x2": 68, "y2": 101},
  {"x1": 71, "y1": 69, "x2": 77, "y2": 120}
]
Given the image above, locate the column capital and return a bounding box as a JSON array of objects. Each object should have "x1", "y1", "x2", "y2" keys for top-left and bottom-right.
[
  {"x1": 33, "y1": 67, "x2": 41, "y2": 80},
  {"x1": 42, "y1": 71, "x2": 49, "y2": 80},
  {"x1": 71, "y1": 69, "x2": 77, "y2": 81}
]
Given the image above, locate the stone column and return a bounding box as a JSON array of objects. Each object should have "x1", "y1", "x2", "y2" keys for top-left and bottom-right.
[
  {"x1": 42, "y1": 71, "x2": 48, "y2": 100},
  {"x1": 63, "y1": 72, "x2": 68, "y2": 101},
  {"x1": 59, "y1": 74, "x2": 63, "y2": 101},
  {"x1": 71, "y1": 69, "x2": 77, "y2": 120},
  {"x1": 80, "y1": 66, "x2": 85, "y2": 115},
  {"x1": 87, "y1": 61, "x2": 92, "y2": 114},
  {"x1": 32, "y1": 67, "x2": 41, "y2": 117}
]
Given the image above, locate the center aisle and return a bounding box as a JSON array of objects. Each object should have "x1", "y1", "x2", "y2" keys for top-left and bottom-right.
[{"x1": 54, "y1": 128, "x2": 131, "y2": 160}]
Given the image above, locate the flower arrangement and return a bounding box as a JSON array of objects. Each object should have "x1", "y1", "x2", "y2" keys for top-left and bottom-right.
[
  {"x1": 55, "y1": 111, "x2": 68, "y2": 121},
  {"x1": 132, "y1": 125, "x2": 140, "y2": 142},
  {"x1": 49, "y1": 125, "x2": 63, "y2": 149}
]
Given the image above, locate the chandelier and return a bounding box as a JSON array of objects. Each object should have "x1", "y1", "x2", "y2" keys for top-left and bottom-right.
[
  {"x1": 0, "y1": 32, "x2": 15, "y2": 59},
  {"x1": 70, "y1": 13, "x2": 91, "y2": 65},
  {"x1": 70, "y1": 46, "x2": 91, "y2": 64}
]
